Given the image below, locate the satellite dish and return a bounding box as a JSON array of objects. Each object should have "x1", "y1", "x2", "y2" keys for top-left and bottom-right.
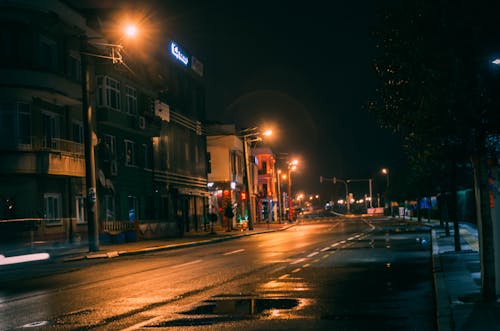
[{"x1": 97, "y1": 169, "x2": 106, "y2": 186}]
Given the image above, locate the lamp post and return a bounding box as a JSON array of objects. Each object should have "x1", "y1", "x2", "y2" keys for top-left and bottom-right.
[
  {"x1": 80, "y1": 24, "x2": 138, "y2": 252},
  {"x1": 287, "y1": 160, "x2": 298, "y2": 222},
  {"x1": 241, "y1": 128, "x2": 272, "y2": 230},
  {"x1": 381, "y1": 168, "x2": 390, "y2": 215},
  {"x1": 276, "y1": 169, "x2": 283, "y2": 223},
  {"x1": 381, "y1": 168, "x2": 390, "y2": 187}
]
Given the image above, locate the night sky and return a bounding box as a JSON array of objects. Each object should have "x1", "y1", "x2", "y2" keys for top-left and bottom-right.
[{"x1": 83, "y1": 0, "x2": 406, "y2": 200}]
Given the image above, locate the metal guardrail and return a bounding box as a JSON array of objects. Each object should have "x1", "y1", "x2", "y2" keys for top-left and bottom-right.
[{"x1": 101, "y1": 220, "x2": 136, "y2": 234}]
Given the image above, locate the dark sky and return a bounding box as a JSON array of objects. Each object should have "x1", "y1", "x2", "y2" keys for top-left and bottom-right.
[{"x1": 84, "y1": 0, "x2": 406, "y2": 199}]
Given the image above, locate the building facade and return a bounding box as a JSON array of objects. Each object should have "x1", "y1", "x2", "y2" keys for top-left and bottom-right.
[
  {"x1": 254, "y1": 147, "x2": 278, "y2": 223},
  {"x1": 206, "y1": 124, "x2": 246, "y2": 230},
  {"x1": 0, "y1": 1, "x2": 209, "y2": 245},
  {"x1": 0, "y1": 1, "x2": 91, "y2": 243}
]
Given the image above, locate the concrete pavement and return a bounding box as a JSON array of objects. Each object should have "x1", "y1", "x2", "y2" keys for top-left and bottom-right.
[{"x1": 413, "y1": 218, "x2": 500, "y2": 331}]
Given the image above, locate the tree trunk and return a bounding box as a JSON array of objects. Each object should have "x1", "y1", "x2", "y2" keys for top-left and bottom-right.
[
  {"x1": 417, "y1": 197, "x2": 422, "y2": 223},
  {"x1": 473, "y1": 155, "x2": 496, "y2": 302},
  {"x1": 450, "y1": 160, "x2": 461, "y2": 251}
]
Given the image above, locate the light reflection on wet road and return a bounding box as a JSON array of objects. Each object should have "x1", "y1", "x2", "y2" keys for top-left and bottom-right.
[{"x1": 0, "y1": 218, "x2": 435, "y2": 330}]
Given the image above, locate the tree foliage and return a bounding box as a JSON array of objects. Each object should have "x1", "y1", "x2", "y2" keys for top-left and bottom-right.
[{"x1": 370, "y1": 0, "x2": 500, "y2": 195}]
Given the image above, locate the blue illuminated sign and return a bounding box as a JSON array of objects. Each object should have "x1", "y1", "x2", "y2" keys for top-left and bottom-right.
[{"x1": 169, "y1": 41, "x2": 189, "y2": 66}]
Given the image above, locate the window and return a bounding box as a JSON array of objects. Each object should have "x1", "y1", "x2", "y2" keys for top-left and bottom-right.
[
  {"x1": 72, "y1": 121, "x2": 84, "y2": 144},
  {"x1": 125, "y1": 140, "x2": 136, "y2": 166},
  {"x1": 75, "y1": 196, "x2": 85, "y2": 224},
  {"x1": 44, "y1": 193, "x2": 62, "y2": 225},
  {"x1": 128, "y1": 195, "x2": 139, "y2": 221},
  {"x1": 143, "y1": 143, "x2": 151, "y2": 170},
  {"x1": 184, "y1": 142, "x2": 189, "y2": 161},
  {"x1": 104, "y1": 194, "x2": 115, "y2": 221},
  {"x1": 207, "y1": 152, "x2": 211, "y2": 174},
  {"x1": 97, "y1": 76, "x2": 121, "y2": 110},
  {"x1": 125, "y1": 85, "x2": 137, "y2": 115},
  {"x1": 68, "y1": 51, "x2": 81, "y2": 81},
  {"x1": 39, "y1": 35, "x2": 57, "y2": 71},
  {"x1": 0, "y1": 102, "x2": 31, "y2": 146},
  {"x1": 42, "y1": 111, "x2": 60, "y2": 148},
  {"x1": 0, "y1": 30, "x2": 15, "y2": 60},
  {"x1": 103, "y1": 134, "x2": 116, "y2": 160}
]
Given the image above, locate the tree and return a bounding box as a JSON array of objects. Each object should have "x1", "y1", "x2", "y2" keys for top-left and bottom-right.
[{"x1": 369, "y1": 0, "x2": 500, "y2": 301}]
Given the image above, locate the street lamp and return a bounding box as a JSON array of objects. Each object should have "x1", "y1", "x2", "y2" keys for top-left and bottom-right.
[
  {"x1": 287, "y1": 159, "x2": 298, "y2": 222},
  {"x1": 381, "y1": 168, "x2": 390, "y2": 187},
  {"x1": 80, "y1": 24, "x2": 139, "y2": 252},
  {"x1": 381, "y1": 168, "x2": 390, "y2": 214},
  {"x1": 241, "y1": 127, "x2": 272, "y2": 230},
  {"x1": 276, "y1": 169, "x2": 283, "y2": 223}
]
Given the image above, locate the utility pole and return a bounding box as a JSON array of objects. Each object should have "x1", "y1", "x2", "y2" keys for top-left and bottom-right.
[{"x1": 81, "y1": 36, "x2": 99, "y2": 252}]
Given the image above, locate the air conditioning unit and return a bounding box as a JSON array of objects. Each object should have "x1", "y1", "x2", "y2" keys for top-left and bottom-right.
[
  {"x1": 110, "y1": 160, "x2": 118, "y2": 176},
  {"x1": 138, "y1": 116, "x2": 146, "y2": 129}
]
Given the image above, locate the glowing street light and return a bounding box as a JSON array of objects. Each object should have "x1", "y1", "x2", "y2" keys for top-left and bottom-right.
[
  {"x1": 287, "y1": 159, "x2": 299, "y2": 222},
  {"x1": 124, "y1": 24, "x2": 138, "y2": 38}
]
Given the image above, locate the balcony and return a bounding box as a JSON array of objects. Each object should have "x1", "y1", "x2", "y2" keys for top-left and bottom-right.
[{"x1": 0, "y1": 136, "x2": 85, "y2": 177}]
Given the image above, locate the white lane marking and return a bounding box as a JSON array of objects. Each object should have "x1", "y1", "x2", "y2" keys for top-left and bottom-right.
[
  {"x1": 313, "y1": 259, "x2": 321, "y2": 263},
  {"x1": 279, "y1": 274, "x2": 290, "y2": 279},
  {"x1": 320, "y1": 247, "x2": 330, "y2": 252},
  {"x1": 122, "y1": 316, "x2": 164, "y2": 331},
  {"x1": 307, "y1": 252, "x2": 319, "y2": 258},
  {"x1": 340, "y1": 240, "x2": 346, "y2": 244},
  {"x1": 347, "y1": 236, "x2": 357, "y2": 240},
  {"x1": 172, "y1": 259, "x2": 202, "y2": 268},
  {"x1": 331, "y1": 242, "x2": 340, "y2": 247},
  {"x1": 303, "y1": 263, "x2": 311, "y2": 268},
  {"x1": 291, "y1": 268, "x2": 302, "y2": 273},
  {"x1": 291, "y1": 258, "x2": 306, "y2": 265},
  {"x1": 223, "y1": 249, "x2": 245, "y2": 256}
]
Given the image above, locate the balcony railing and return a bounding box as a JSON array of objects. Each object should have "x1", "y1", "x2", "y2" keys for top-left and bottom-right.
[{"x1": 0, "y1": 136, "x2": 84, "y2": 156}]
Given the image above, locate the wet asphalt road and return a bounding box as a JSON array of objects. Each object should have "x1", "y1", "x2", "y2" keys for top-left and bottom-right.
[{"x1": 0, "y1": 217, "x2": 435, "y2": 330}]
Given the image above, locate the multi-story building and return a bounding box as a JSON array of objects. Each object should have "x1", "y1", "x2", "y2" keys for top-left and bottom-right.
[
  {"x1": 206, "y1": 124, "x2": 246, "y2": 230},
  {"x1": 0, "y1": 1, "x2": 208, "y2": 245},
  {"x1": 0, "y1": 1, "x2": 92, "y2": 243},
  {"x1": 150, "y1": 40, "x2": 208, "y2": 236},
  {"x1": 254, "y1": 147, "x2": 278, "y2": 223}
]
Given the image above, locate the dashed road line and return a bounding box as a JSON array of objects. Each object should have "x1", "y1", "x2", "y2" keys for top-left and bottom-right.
[
  {"x1": 172, "y1": 259, "x2": 203, "y2": 268},
  {"x1": 291, "y1": 258, "x2": 306, "y2": 265},
  {"x1": 223, "y1": 249, "x2": 245, "y2": 256}
]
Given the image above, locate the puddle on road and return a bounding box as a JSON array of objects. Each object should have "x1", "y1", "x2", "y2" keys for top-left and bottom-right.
[
  {"x1": 183, "y1": 298, "x2": 300, "y2": 316},
  {"x1": 149, "y1": 297, "x2": 307, "y2": 327}
]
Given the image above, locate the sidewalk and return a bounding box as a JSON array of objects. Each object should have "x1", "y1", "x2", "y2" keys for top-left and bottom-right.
[
  {"x1": 0, "y1": 222, "x2": 294, "y2": 263},
  {"x1": 412, "y1": 218, "x2": 500, "y2": 331}
]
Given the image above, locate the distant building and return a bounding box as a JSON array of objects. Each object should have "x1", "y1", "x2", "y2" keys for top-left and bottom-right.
[
  {"x1": 206, "y1": 124, "x2": 246, "y2": 230},
  {"x1": 254, "y1": 147, "x2": 278, "y2": 223}
]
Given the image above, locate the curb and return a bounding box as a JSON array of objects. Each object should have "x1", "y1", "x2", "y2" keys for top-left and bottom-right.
[
  {"x1": 63, "y1": 224, "x2": 295, "y2": 262},
  {"x1": 431, "y1": 228, "x2": 453, "y2": 331}
]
